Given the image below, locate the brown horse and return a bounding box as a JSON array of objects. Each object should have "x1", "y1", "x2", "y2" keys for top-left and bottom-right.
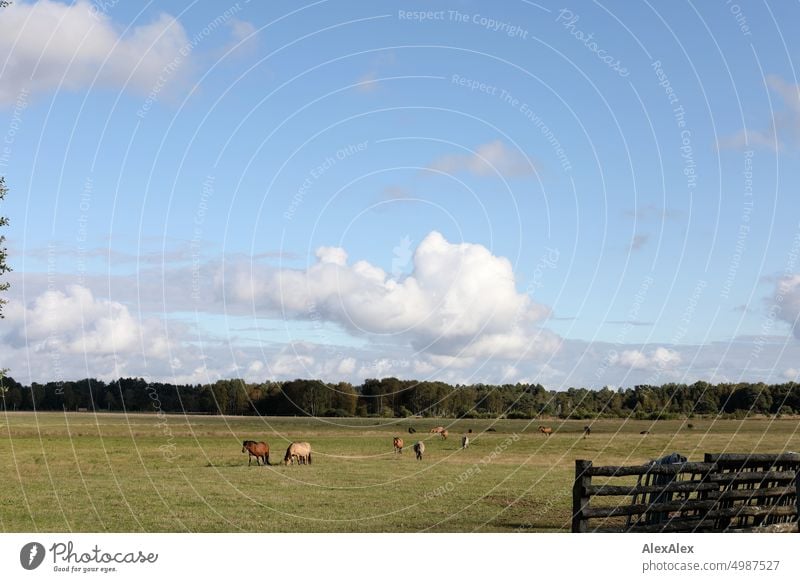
[
  {"x1": 430, "y1": 426, "x2": 445, "y2": 434},
  {"x1": 583, "y1": 425, "x2": 591, "y2": 438},
  {"x1": 538, "y1": 426, "x2": 553, "y2": 437},
  {"x1": 283, "y1": 442, "x2": 312, "y2": 465},
  {"x1": 242, "y1": 440, "x2": 270, "y2": 466},
  {"x1": 393, "y1": 436, "x2": 404, "y2": 454}
]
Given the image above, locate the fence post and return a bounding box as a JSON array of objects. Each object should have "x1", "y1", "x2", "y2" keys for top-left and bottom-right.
[
  {"x1": 796, "y1": 469, "x2": 800, "y2": 533},
  {"x1": 572, "y1": 459, "x2": 592, "y2": 533}
]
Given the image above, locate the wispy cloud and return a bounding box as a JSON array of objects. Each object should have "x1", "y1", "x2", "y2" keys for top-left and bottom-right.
[
  {"x1": 605, "y1": 319, "x2": 654, "y2": 327},
  {"x1": 355, "y1": 72, "x2": 380, "y2": 93},
  {"x1": 380, "y1": 186, "x2": 412, "y2": 200},
  {"x1": 219, "y1": 18, "x2": 258, "y2": 57},
  {"x1": 624, "y1": 203, "x2": 684, "y2": 221},
  {"x1": 353, "y1": 51, "x2": 397, "y2": 94},
  {"x1": 427, "y1": 140, "x2": 536, "y2": 177},
  {"x1": 718, "y1": 74, "x2": 800, "y2": 152},
  {"x1": 629, "y1": 233, "x2": 649, "y2": 251},
  {"x1": 23, "y1": 244, "x2": 297, "y2": 265}
]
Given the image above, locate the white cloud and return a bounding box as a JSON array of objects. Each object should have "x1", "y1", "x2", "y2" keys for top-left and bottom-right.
[
  {"x1": 271, "y1": 353, "x2": 315, "y2": 377},
  {"x1": 227, "y1": 18, "x2": 255, "y2": 43},
  {"x1": 246, "y1": 360, "x2": 265, "y2": 375},
  {"x1": 718, "y1": 75, "x2": 800, "y2": 151},
  {"x1": 224, "y1": 231, "x2": 556, "y2": 361},
  {"x1": 610, "y1": 347, "x2": 681, "y2": 371},
  {"x1": 337, "y1": 357, "x2": 356, "y2": 375},
  {"x1": 427, "y1": 140, "x2": 535, "y2": 177},
  {"x1": 774, "y1": 274, "x2": 800, "y2": 338},
  {"x1": 219, "y1": 18, "x2": 257, "y2": 57},
  {"x1": 0, "y1": 0, "x2": 189, "y2": 105},
  {"x1": 3, "y1": 284, "x2": 169, "y2": 357},
  {"x1": 6, "y1": 281, "x2": 800, "y2": 388},
  {"x1": 316, "y1": 246, "x2": 348, "y2": 266}
]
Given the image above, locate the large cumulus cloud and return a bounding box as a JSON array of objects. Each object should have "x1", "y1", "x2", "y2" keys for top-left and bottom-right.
[
  {"x1": 3, "y1": 284, "x2": 170, "y2": 356},
  {"x1": 223, "y1": 231, "x2": 558, "y2": 361}
]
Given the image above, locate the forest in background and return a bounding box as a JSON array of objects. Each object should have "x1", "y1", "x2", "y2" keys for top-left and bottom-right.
[{"x1": 2, "y1": 375, "x2": 799, "y2": 419}]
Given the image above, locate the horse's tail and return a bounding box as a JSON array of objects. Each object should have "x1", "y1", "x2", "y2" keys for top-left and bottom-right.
[
  {"x1": 265, "y1": 453, "x2": 271, "y2": 466},
  {"x1": 308, "y1": 452, "x2": 312, "y2": 465}
]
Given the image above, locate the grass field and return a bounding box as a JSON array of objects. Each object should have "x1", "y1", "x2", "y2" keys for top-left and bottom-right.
[{"x1": 1, "y1": 412, "x2": 798, "y2": 532}]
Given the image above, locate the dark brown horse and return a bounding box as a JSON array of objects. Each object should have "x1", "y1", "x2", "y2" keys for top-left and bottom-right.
[{"x1": 242, "y1": 440, "x2": 270, "y2": 466}]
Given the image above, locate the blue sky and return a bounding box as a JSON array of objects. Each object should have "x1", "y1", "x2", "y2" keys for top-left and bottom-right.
[{"x1": 2, "y1": 0, "x2": 800, "y2": 387}]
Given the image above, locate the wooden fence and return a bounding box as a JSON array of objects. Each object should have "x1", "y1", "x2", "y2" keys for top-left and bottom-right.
[{"x1": 572, "y1": 453, "x2": 800, "y2": 533}]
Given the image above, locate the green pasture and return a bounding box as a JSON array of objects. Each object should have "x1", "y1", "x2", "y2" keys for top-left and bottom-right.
[{"x1": 1, "y1": 412, "x2": 798, "y2": 532}]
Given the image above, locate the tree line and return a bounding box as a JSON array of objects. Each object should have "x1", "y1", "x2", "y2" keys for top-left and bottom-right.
[{"x1": 1, "y1": 375, "x2": 799, "y2": 419}]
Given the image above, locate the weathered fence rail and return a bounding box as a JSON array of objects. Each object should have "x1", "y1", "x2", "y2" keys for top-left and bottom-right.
[{"x1": 572, "y1": 453, "x2": 800, "y2": 533}]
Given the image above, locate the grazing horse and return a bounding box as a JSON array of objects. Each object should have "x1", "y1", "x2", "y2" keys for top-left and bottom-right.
[
  {"x1": 640, "y1": 430, "x2": 650, "y2": 435},
  {"x1": 583, "y1": 425, "x2": 591, "y2": 438},
  {"x1": 430, "y1": 426, "x2": 445, "y2": 434},
  {"x1": 242, "y1": 440, "x2": 270, "y2": 466},
  {"x1": 461, "y1": 435, "x2": 469, "y2": 449},
  {"x1": 393, "y1": 436, "x2": 404, "y2": 454},
  {"x1": 283, "y1": 442, "x2": 312, "y2": 465},
  {"x1": 413, "y1": 441, "x2": 425, "y2": 460},
  {"x1": 408, "y1": 426, "x2": 417, "y2": 434},
  {"x1": 538, "y1": 425, "x2": 553, "y2": 437}
]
